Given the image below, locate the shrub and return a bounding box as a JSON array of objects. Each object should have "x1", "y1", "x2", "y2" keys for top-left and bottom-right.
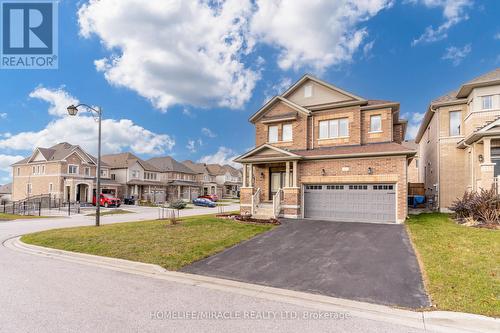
[
  {"x1": 169, "y1": 200, "x2": 187, "y2": 210},
  {"x1": 450, "y1": 188, "x2": 500, "y2": 225}
]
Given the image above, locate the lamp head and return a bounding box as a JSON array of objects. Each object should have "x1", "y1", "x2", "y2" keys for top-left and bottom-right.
[{"x1": 67, "y1": 105, "x2": 78, "y2": 116}]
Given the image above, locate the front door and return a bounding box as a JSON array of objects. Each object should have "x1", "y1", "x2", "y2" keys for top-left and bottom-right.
[{"x1": 270, "y1": 172, "x2": 285, "y2": 200}]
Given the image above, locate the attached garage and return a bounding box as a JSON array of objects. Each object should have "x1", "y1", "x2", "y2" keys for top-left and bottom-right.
[{"x1": 303, "y1": 184, "x2": 396, "y2": 223}]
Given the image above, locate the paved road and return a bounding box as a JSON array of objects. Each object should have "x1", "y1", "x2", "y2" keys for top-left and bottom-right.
[
  {"x1": 0, "y1": 207, "x2": 431, "y2": 332},
  {"x1": 184, "y1": 219, "x2": 429, "y2": 308}
]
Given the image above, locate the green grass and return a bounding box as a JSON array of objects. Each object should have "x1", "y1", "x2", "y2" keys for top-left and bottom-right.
[
  {"x1": 85, "y1": 209, "x2": 134, "y2": 217},
  {"x1": 406, "y1": 213, "x2": 500, "y2": 317},
  {"x1": 21, "y1": 214, "x2": 274, "y2": 270},
  {"x1": 0, "y1": 213, "x2": 49, "y2": 221}
]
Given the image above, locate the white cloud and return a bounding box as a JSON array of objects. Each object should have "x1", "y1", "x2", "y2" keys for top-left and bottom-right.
[
  {"x1": 404, "y1": 111, "x2": 426, "y2": 139},
  {"x1": 201, "y1": 127, "x2": 217, "y2": 138},
  {"x1": 198, "y1": 146, "x2": 239, "y2": 168},
  {"x1": 182, "y1": 108, "x2": 195, "y2": 118},
  {"x1": 0, "y1": 113, "x2": 7, "y2": 119},
  {"x1": 0, "y1": 154, "x2": 24, "y2": 172},
  {"x1": 495, "y1": 33, "x2": 500, "y2": 40},
  {"x1": 0, "y1": 87, "x2": 175, "y2": 156},
  {"x1": 78, "y1": 0, "x2": 259, "y2": 111},
  {"x1": 409, "y1": 0, "x2": 473, "y2": 45},
  {"x1": 263, "y1": 77, "x2": 292, "y2": 102},
  {"x1": 442, "y1": 44, "x2": 471, "y2": 66},
  {"x1": 186, "y1": 140, "x2": 197, "y2": 153},
  {"x1": 251, "y1": 0, "x2": 393, "y2": 72},
  {"x1": 29, "y1": 86, "x2": 78, "y2": 116},
  {"x1": 362, "y1": 40, "x2": 375, "y2": 59}
]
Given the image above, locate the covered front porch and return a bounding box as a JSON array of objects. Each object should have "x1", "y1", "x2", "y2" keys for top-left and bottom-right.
[
  {"x1": 235, "y1": 144, "x2": 302, "y2": 218},
  {"x1": 459, "y1": 129, "x2": 500, "y2": 193}
]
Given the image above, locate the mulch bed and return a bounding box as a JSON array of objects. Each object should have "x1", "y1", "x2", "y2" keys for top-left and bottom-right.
[{"x1": 215, "y1": 213, "x2": 281, "y2": 225}]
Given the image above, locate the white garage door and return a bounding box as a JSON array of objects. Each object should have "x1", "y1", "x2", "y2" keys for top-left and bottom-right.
[{"x1": 303, "y1": 184, "x2": 396, "y2": 223}]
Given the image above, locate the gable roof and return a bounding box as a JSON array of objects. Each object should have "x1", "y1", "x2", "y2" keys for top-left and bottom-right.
[
  {"x1": 12, "y1": 142, "x2": 108, "y2": 167},
  {"x1": 0, "y1": 183, "x2": 12, "y2": 194},
  {"x1": 147, "y1": 156, "x2": 197, "y2": 174},
  {"x1": 282, "y1": 74, "x2": 366, "y2": 102},
  {"x1": 234, "y1": 144, "x2": 302, "y2": 163},
  {"x1": 181, "y1": 160, "x2": 207, "y2": 174},
  {"x1": 101, "y1": 152, "x2": 159, "y2": 171},
  {"x1": 249, "y1": 96, "x2": 311, "y2": 123}
]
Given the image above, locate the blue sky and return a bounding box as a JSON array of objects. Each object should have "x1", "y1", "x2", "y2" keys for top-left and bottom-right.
[{"x1": 0, "y1": 0, "x2": 499, "y2": 184}]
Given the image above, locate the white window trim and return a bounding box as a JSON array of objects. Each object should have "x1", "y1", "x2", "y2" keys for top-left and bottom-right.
[
  {"x1": 268, "y1": 125, "x2": 279, "y2": 143},
  {"x1": 48, "y1": 183, "x2": 53, "y2": 193},
  {"x1": 449, "y1": 110, "x2": 462, "y2": 136},
  {"x1": 68, "y1": 164, "x2": 79, "y2": 174},
  {"x1": 318, "y1": 118, "x2": 349, "y2": 139},
  {"x1": 369, "y1": 115, "x2": 382, "y2": 133},
  {"x1": 481, "y1": 95, "x2": 493, "y2": 110},
  {"x1": 282, "y1": 124, "x2": 293, "y2": 142},
  {"x1": 304, "y1": 84, "x2": 313, "y2": 98}
]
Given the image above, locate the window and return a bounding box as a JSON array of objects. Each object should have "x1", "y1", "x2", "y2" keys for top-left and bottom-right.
[
  {"x1": 26, "y1": 183, "x2": 32, "y2": 194},
  {"x1": 482, "y1": 95, "x2": 493, "y2": 110},
  {"x1": 131, "y1": 170, "x2": 140, "y2": 178},
  {"x1": 449, "y1": 111, "x2": 461, "y2": 136},
  {"x1": 282, "y1": 124, "x2": 293, "y2": 141},
  {"x1": 304, "y1": 84, "x2": 313, "y2": 98},
  {"x1": 306, "y1": 185, "x2": 322, "y2": 190},
  {"x1": 101, "y1": 169, "x2": 108, "y2": 177},
  {"x1": 370, "y1": 115, "x2": 382, "y2": 132},
  {"x1": 84, "y1": 167, "x2": 90, "y2": 176},
  {"x1": 68, "y1": 165, "x2": 78, "y2": 174},
  {"x1": 49, "y1": 183, "x2": 53, "y2": 192},
  {"x1": 16, "y1": 167, "x2": 20, "y2": 176},
  {"x1": 318, "y1": 118, "x2": 349, "y2": 139},
  {"x1": 373, "y1": 185, "x2": 394, "y2": 190},
  {"x1": 268, "y1": 125, "x2": 278, "y2": 143}
]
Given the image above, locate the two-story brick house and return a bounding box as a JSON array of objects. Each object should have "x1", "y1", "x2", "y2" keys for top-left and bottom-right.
[
  {"x1": 182, "y1": 160, "x2": 221, "y2": 197},
  {"x1": 12, "y1": 142, "x2": 120, "y2": 203},
  {"x1": 416, "y1": 68, "x2": 500, "y2": 211},
  {"x1": 235, "y1": 75, "x2": 415, "y2": 223},
  {"x1": 101, "y1": 152, "x2": 165, "y2": 203},
  {"x1": 205, "y1": 164, "x2": 242, "y2": 198}
]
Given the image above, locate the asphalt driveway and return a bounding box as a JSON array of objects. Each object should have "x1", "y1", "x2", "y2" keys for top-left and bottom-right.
[{"x1": 182, "y1": 219, "x2": 430, "y2": 308}]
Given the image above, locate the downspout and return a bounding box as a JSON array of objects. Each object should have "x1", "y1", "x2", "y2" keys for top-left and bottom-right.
[{"x1": 311, "y1": 115, "x2": 314, "y2": 149}]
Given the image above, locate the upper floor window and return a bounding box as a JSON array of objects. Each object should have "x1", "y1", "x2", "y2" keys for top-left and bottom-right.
[
  {"x1": 304, "y1": 84, "x2": 313, "y2": 98},
  {"x1": 26, "y1": 183, "x2": 32, "y2": 194},
  {"x1": 84, "y1": 167, "x2": 90, "y2": 176},
  {"x1": 111, "y1": 174, "x2": 116, "y2": 180},
  {"x1": 48, "y1": 183, "x2": 53, "y2": 192},
  {"x1": 32, "y1": 165, "x2": 44, "y2": 175},
  {"x1": 101, "y1": 169, "x2": 108, "y2": 177},
  {"x1": 319, "y1": 118, "x2": 349, "y2": 139},
  {"x1": 68, "y1": 165, "x2": 78, "y2": 174},
  {"x1": 282, "y1": 124, "x2": 293, "y2": 141},
  {"x1": 268, "y1": 125, "x2": 279, "y2": 143},
  {"x1": 449, "y1": 111, "x2": 461, "y2": 136},
  {"x1": 131, "y1": 170, "x2": 140, "y2": 178},
  {"x1": 370, "y1": 115, "x2": 382, "y2": 132},
  {"x1": 16, "y1": 167, "x2": 20, "y2": 176},
  {"x1": 482, "y1": 95, "x2": 493, "y2": 110}
]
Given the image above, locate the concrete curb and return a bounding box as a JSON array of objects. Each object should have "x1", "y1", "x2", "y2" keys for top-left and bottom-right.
[{"x1": 5, "y1": 236, "x2": 498, "y2": 333}]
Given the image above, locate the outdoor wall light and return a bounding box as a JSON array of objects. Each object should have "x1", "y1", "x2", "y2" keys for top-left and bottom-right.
[
  {"x1": 321, "y1": 168, "x2": 326, "y2": 176},
  {"x1": 368, "y1": 167, "x2": 374, "y2": 175},
  {"x1": 478, "y1": 154, "x2": 484, "y2": 163},
  {"x1": 260, "y1": 172, "x2": 264, "y2": 179}
]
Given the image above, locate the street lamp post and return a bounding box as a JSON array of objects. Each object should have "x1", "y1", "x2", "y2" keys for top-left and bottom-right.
[{"x1": 67, "y1": 104, "x2": 102, "y2": 227}]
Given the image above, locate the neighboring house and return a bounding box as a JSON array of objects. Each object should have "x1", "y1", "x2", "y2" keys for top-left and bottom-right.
[
  {"x1": 11, "y1": 142, "x2": 119, "y2": 203},
  {"x1": 403, "y1": 140, "x2": 420, "y2": 183},
  {"x1": 0, "y1": 183, "x2": 12, "y2": 203},
  {"x1": 147, "y1": 156, "x2": 200, "y2": 201},
  {"x1": 101, "y1": 153, "x2": 165, "y2": 203},
  {"x1": 206, "y1": 164, "x2": 242, "y2": 198},
  {"x1": 182, "y1": 160, "x2": 219, "y2": 196},
  {"x1": 235, "y1": 74, "x2": 416, "y2": 223},
  {"x1": 416, "y1": 68, "x2": 500, "y2": 211}
]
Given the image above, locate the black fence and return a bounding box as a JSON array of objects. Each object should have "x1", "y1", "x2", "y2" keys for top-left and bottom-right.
[{"x1": 2, "y1": 195, "x2": 81, "y2": 216}]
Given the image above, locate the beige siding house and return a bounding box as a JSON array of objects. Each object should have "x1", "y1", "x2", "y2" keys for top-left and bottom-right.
[
  {"x1": 236, "y1": 75, "x2": 415, "y2": 223},
  {"x1": 416, "y1": 68, "x2": 500, "y2": 211},
  {"x1": 11, "y1": 142, "x2": 119, "y2": 203}
]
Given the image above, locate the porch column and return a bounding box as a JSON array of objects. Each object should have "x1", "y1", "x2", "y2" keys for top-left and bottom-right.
[
  {"x1": 292, "y1": 160, "x2": 298, "y2": 187},
  {"x1": 249, "y1": 163, "x2": 253, "y2": 187},
  {"x1": 285, "y1": 161, "x2": 290, "y2": 188},
  {"x1": 483, "y1": 138, "x2": 492, "y2": 163},
  {"x1": 242, "y1": 164, "x2": 247, "y2": 187},
  {"x1": 178, "y1": 185, "x2": 181, "y2": 199}
]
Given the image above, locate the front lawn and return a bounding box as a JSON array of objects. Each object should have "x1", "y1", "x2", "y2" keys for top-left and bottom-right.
[
  {"x1": 0, "y1": 213, "x2": 48, "y2": 221},
  {"x1": 406, "y1": 213, "x2": 500, "y2": 317},
  {"x1": 21, "y1": 214, "x2": 274, "y2": 270}
]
